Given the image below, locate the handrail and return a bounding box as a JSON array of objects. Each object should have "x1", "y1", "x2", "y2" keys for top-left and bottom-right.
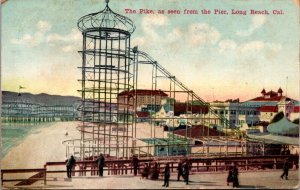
[
  {"x1": 1, "y1": 168, "x2": 46, "y2": 186},
  {"x1": 2, "y1": 155, "x2": 298, "y2": 186}
]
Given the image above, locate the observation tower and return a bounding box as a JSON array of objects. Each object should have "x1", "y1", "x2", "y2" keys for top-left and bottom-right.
[{"x1": 77, "y1": 0, "x2": 136, "y2": 159}]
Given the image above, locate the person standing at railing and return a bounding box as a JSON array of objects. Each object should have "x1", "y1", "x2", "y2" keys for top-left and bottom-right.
[
  {"x1": 96, "y1": 153, "x2": 105, "y2": 177},
  {"x1": 150, "y1": 162, "x2": 159, "y2": 180},
  {"x1": 177, "y1": 161, "x2": 184, "y2": 181},
  {"x1": 227, "y1": 166, "x2": 234, "y2": 186},
  {"x1": 66, "y1": 155, "x2": 76, "y2": 178},
  {"x1": 131, "y1": 155, "x2": 139, "y2": 176},
  {"x1": 141, "y1": 163, "x2": 150, "y2": 179},
  {"x1": 232, "y1": 165, "x2": 239, "y2": 188},
  {"x1": 162, "y1": 163, "x2": 170, "y2": 187},
  {"x1": 183, "y1": 161, "x2": 190, "y2": 185}
]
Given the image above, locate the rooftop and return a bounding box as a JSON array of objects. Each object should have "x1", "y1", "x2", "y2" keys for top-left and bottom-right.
[
  {"x1": 77, "y1": 0, "x2": 135, "y2": 34},
  {"x1": 259, "y1": 106, "x2": 278, "y2": 113},
  {"x1": 267, "y1": 117, "x2": 299, "y2": 136},
  {"x1": 248, "y1": 88, "x2": 294, "y2": 102},
  {"x1": 174, "y1": 125, "x2": 224, "y2": 138}
]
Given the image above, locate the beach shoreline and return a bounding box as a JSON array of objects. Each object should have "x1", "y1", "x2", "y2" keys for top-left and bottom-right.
[
  {"x1": 1, "y1": 121, "x2": 80, "y2": 169},
  {"x1": 1, "y1": 121, "x2": 165, "y2": 169}
]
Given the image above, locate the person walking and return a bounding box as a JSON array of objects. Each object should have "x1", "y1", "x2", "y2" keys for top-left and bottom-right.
[
  {"x1": 227, "y1": 166, "x2": 233, "y2": 186},
  {"x1": 183, "y1": 162, "x2": 190, "y2": 185},
  {"x1": 96, "y1": 153, "x2": 105, "y2": 177},
  {"x1": 232, "y1": 165, "x2": 239, "y2": 188},
  {"x1": 66, "y1": 155, "x2": 76, "y2": 178},
  {"x1": 177, "y1": 162, "x2": 184, "y2": 181},
  {"x1": 281, "y1": 158, "x2": 289, "y2": 180},
  {"x1": 162, "y1": 163, "x2": 170, "y2": 187},
  {"x1": 131, "y1": 155, "x2": 139, "y2": 176}
]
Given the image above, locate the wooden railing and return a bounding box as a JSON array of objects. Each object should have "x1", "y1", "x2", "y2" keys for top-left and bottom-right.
[
  {"x1": 2, "y1": 155, "x2": 298, "y2": 186},
  {"x1": 1, "y1": 168, "x2": 46, "y2": 185}
]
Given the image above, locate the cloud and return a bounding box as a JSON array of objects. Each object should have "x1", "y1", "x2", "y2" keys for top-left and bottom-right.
[
  {"x1": 46, "y1": 29, "x2": 81, "y2": 43},
  {"x1": 238, "y1": 41, "x2": 265, "y2": 54},
  {"x1": 218, "y1": 39, "x2": 237, "y2": 53},
  {"x1": 45, "y1": 29, "x2": 81, "y2": 52},
  {"x1": 238, "y1": 41, "x2": 282, "y2": 56},
  {"x1": 187, "y1": 23, "x2": 221, "y2": 47},
  {"x1": 11, "y1": 20, "x2": 51, "y2": 47},
  {"x1": 218, "y1": 39, "x2": 281, "y2": 57},
  {"x1": 62, "y1": 45, "x2": 77, "y2": 53},
  {"x1": 11, "y1": 20, "x2": 81, "y2": 53},
  {"x1": 133, "y1": 14, "x2": 220, "y2": 51},
  {"x1": 142, "y1": 14, "x2": 169, "y2": 41},
  {"x1": 166, "y1": 28, "x2": 183, "y2": 43},
  {"x1": 132, "y1": 14, "x2": 169, "y2": 50},
  {"x1": 46, "y1": 29, "x2": 81, "y2": 52},
  {"x1": 37, "y1": 20, "x2": 51, "y2": 32},
  {"x1": 142, "y1": 14, "x2": 169, "y2": 30},
  {"x1": 132, "y1": 37, "x2": 145, "y2": 47},
  {"x1": 236, "y1": 15, "x2": 267, "y2": 37}
]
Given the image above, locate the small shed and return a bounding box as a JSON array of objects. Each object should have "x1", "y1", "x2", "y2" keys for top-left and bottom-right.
[{"x1": 140, "y1": 138, "x2": 191, "y2": 156}]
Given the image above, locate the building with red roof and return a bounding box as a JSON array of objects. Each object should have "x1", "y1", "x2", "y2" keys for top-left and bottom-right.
[
  {"x1": 117, "y1": 89, "x2": 168, "y2": 109},
  {"x1": 249, "y1": 87, "x2": 291, "y2": 102},
  {"x1": 208, "y1": 88, "x2": 299, "y2": 129},
  {"x1": 240, "y1": 88, "x2": 299, "y2": 124},
  {"x1": 174, "y1": 125, "x2": 224, "y2": 139}
]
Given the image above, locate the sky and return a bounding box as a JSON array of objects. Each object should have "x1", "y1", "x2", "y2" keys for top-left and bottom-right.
[{"x1": 1, "y1": 0, "x2": 299, "y2": 102}]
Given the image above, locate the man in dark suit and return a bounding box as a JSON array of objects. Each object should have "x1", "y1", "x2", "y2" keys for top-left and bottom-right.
[{"x1": 96, "y1": 153, "x2": 105, "y2": 176}]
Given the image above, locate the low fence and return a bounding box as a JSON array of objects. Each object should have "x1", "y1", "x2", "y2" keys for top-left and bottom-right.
[
  {"x1": 1, "y1": 155, "x2": 298, "y2": 186},
  {"x1": 1, "y1": 168, "x2": 46, "y2": 186}
]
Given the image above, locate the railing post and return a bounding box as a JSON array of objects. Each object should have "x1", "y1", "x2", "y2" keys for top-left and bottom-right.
[
  {"x1": 44, "y1": 164, "x2": 47, "y2": 185},
  {"x1": 1, "y1": 171, "x2": 4, "y2": 186}
]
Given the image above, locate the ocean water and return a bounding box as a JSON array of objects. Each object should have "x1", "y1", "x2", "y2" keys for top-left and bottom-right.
[{"x1": 1, "y1": 123, "x2": 51, "y2": 157}]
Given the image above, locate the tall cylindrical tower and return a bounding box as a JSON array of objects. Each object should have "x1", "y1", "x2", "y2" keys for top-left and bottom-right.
[{"x1": 77, "y1": 0, "x2": 136, "y2": 159}]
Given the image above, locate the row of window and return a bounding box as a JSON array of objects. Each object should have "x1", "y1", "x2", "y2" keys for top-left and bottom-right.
[{"x1": 213, "y1": 109, "x2": 258, "y2": 115}]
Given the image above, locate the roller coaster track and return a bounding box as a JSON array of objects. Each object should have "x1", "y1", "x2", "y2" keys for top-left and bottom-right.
[{"x1": 135, "y1": 50, "x2": 230, "y2": 130}]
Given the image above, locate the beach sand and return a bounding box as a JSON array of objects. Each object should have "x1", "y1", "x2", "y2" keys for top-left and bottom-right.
[
  {"x1": 1, "y1": 122, "x2": 165, "y2": 169},
  {"x1": 0, "y1": 121, "x2": 166, "y2": 187},
  {"x1": 1, "y1": 121, "x2": 80, "y2": 169}
]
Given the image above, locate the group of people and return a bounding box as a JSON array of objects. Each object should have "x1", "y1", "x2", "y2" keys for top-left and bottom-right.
[
  {"x1": 139, "y1": 161, "x2": 190, "y2": 187},
  {"x1": 66, "y1": 154, "x2": 291, "y2": 188},
  {"x1": 226, "y1": 165, "x2": 239, "y2": 188},
  {"x1": 176, "y1": 161, "x2": 190, "y2": 185},
  {"x1": 226, "y1": 158, "x2": 290, "y2": 188},
  {"x1": 139, "y1": 162, "x2": 160, "y2": 180},
  {"x1": 132, "y1": 155, "x2": 191, "y2": 187},
  {"x1": 65, "y1": 153, "x2": 105, "y2": 178}
]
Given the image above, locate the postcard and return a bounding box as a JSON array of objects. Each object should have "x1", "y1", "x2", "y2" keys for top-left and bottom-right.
[{"x1": 1, "y1": 0, "x2": 299, "y2": 189}]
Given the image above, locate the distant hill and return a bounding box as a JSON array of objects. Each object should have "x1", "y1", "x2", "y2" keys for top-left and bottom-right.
[{"x1": 1, "y1": 91, "x2": 81, "y2": 106}]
